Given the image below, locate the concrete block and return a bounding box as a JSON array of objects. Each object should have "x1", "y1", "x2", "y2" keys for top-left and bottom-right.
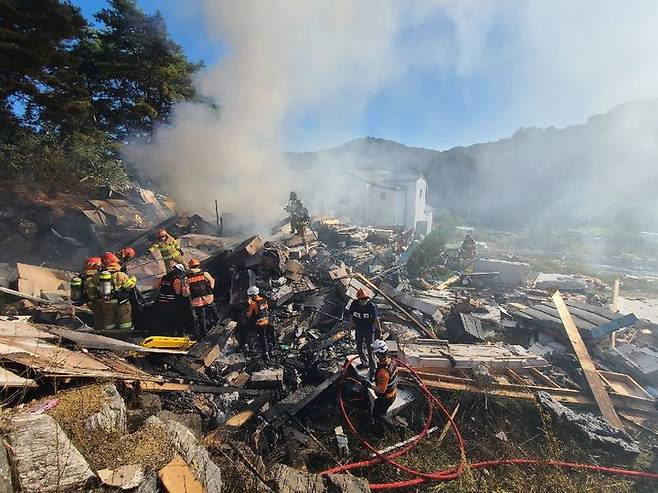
[
  {"x1": 473, "y1": 259, "x2": 532, "y2": 286},
  {"x1": 84, "y1": 383, "x2": 127, "y2": 434},
  {"x1": 7, "y1": 413, "x2": 94, "y2": 492}
]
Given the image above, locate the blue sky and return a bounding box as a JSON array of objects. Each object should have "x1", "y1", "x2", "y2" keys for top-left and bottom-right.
[{"x1": 70, "y1": 1, "x2": 658, "y2": 152}]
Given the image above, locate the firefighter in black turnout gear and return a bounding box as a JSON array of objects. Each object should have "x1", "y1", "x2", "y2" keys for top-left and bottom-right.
[{"x1": 155, "y1": 263, "x2": 188, "y2": 335}]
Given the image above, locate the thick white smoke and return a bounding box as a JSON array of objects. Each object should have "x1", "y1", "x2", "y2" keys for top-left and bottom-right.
[
  {"x1": 126, "y1": 0, "x2": 658, "y2": 232},
  {"x1": 125, "y1": 0, "x2": 494, "y2": 226}
]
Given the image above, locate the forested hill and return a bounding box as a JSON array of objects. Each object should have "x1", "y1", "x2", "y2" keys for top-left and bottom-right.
[{"x1": 288, "y1": 99, "x2": 658, "y2": 230}]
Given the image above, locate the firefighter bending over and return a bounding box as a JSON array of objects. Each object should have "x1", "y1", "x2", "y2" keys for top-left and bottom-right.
[{"x1": 366, "y1": 339, "x2": 398, "y2": 423}]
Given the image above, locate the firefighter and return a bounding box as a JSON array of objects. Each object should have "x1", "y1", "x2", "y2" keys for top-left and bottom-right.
[
  {"x1": 155, "y1": 263, "x2": 189, "y2": 335},
  {"x1": 285, "y1": 191, "x2": 310, "y2": 247},
  {"x1": 99, "y1": 252, "x2": 137, "y2": 330},
  {"x1": 72, "y1": 257, "x2": 104, "y2": 330},
  {"x1": 118, "y1": 247, "x2": 137, "y2": 273},
  {"x1": 460, "y1": 234, "x2": 477, "y2": 273},
  {"x1": 148, "y1": 229, "x2": 183, "y2": 273},
  {"x1": 348, "y1": 288, "x2": 382, "y2": 380},
  {"x1": 185, "y1": 258, "x2": 217, "y2": 338},
  {"x1": 365, "y1": 339, "x2": 398, "y2": 423},
  {"x1": 246, "y1": 286, "x2": 274, "y2": 361}
]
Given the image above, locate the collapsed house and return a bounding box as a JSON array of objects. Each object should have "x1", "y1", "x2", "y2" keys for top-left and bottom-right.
[{"x1": 0, "y1": 216, "x2": 656, "y2": 492}]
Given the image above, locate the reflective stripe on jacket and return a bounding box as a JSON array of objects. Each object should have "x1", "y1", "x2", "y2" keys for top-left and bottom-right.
[{"x1": 149, "y1": 236, "x2": 182, "y2": 261}]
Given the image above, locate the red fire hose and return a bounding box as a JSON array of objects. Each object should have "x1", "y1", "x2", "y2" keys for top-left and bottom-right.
[{"x1": 320, "y1": 357, "x2": 658, "y2": 490}]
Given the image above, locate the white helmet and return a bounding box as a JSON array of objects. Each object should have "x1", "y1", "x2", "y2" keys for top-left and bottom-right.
[
  {"x1": 172, "y1": 264, "x2": 186, "y2": 273},
  {"x1": 371, "y1": 339, "x2": 388, "y2": 355},
  {"x1": 247, "y1": 286, "x2": 259, "y2": 296}
]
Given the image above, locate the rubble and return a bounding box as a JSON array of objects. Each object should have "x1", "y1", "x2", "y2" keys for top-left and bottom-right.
[
  {"x1": 537, "y1": 391, "x2": 640, "y2": 457},
  {"x1": 83, "y1": 383, "x2": 127, "y2": 434},
  {"x1": 7, "y1": 413, "x2": 95, "y2": 492},
  {"x1": 97, "y1": 464, "x2": 145, "y2": 490},
  {"x1": 0, "y1": 215, "x2": 656, "y2": 492}
]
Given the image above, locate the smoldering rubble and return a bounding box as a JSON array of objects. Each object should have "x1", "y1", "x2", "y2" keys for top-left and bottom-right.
[{"x1": 0, "y1": 206, "x2": 656, "y2": 492}]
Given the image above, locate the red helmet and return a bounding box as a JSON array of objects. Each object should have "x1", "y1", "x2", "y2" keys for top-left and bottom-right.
[
  {"x1": 188, "y1": 258, "x2": 200, "y2": 268},
  {"x1": 356, "y1": 288, "x2": 370, "y2": 300},
  {"x1": 102, "y1": 251, "x2": 120, "y2": 267},
  {"x1": 85, "y1": 257, "x2": 102, "y2": 270},
  {"x1": 121, "y1": 247, "x2": 136, "y2": 259},
  {"x1": 157, "y1": 228, "x2": 168, "y2": 240}
]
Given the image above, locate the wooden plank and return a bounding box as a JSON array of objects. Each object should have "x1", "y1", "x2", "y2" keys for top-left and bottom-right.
[
  {"x1": 527, "y1": 367, "x2": 562, "y2": 389},
  {"x1": 158, "y1": 455, "x2": 204, "y2": 493},
  {"x1": 413, "y1": 370, "x2": 657, "y2": 414},
  {"x1": 185, "y1": 321, "x2": 235, "y2": 367},
  {"x1": 0, "y1": 367, "x2": 37, "y2": 388},
  {"x1": 599, "y1": 370, "x2": 653, "y2": 399},
  {"x1": 42, "y1": 326, "x2": 186, "y2": 355},
  {"x1": 138, "y1": 381, "x2": 262, "y2": 396},
  {"x1": 552, "y1": 290, "x2": 623, "y2": 429},
  {"x1": 355, "y1": 273, "x2": 436, "y2": 339}
]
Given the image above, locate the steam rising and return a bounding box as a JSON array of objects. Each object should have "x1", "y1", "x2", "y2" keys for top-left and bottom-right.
[{"x1": 127, "y1": 1, "x2": 658, "y2": 230}]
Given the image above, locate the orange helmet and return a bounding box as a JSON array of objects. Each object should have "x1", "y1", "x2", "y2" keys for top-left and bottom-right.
[
  {"x1": 121, "y1": 247, "x2": 136, "y2": 259},
  {"x1": 157, "y1": 228, "x2": 168, "y2": 240},
  {"x1": 102, "y1": 251, "x2": 120, "y2": 267},
  {"x1": 84, "y1": 257, "x2": 102, "y2": 271},
  {"x1": 356, "y1": 288, "x2": 370, "y2": 300},
  {"x1": 188, "y1": 258, "x2": 201, "y2": 268}
]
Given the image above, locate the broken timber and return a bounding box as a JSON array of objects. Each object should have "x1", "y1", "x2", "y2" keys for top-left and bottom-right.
[
  {"x1": 409, "y1": 369, "x2": 657, "y2": 415},
  {"x1": 185, "y1": 321, "x2": 236, "y2": 367},
  {"x1": 355, "y1": 273, "x2": 436, "y2": 339},
  {"x1": 552, "y1": 290, "x2": 623, "y2": 429},
  {"x1": 261, "y1": 370, "x2": 342, "y2": 429},
  {"x1": 138, "y1": 381, "x2": 262, "y2": 396}
]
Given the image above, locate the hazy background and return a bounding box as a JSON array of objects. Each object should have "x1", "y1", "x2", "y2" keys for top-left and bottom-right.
[{"x1": 107, "y1": 1, "x2": 658, "y2": 229}]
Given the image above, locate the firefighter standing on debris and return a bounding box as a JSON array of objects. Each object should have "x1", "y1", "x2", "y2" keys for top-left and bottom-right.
[
  {"x1": 348, "y1": 288, "x2": 382, "y2": 380},
  {"x1": 185, "y1": 259, "x2": 218, "y2": 338},
  {"x1": 245, "y1": 286, "x2": 274, "y2": 361},
  {"x1": 365, "y1": 339, "x2": 398, "y2": 423},
  {"x1": 149, "y1": 228, "x2": 183, "y2": 273},
  {"x1": 71, "y1": 257, "x2": 104, "y2": 329},
  {"x1": 460, "y1": 234, "x2": 477, "y2": 274},
  {"x1": 98, "y1": 252, "x2": 137, "y2": 330},
  {"x1": 156, "y1": 263, "x2": 189, "y2": 335},
  {"x1": 285, "y1": 191, "x2": 310, "y2": 248}
]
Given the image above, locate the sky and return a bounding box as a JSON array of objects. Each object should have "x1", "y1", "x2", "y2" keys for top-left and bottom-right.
[{"x1": 71, "y1": 1, "x2": 658, "y2": 153}]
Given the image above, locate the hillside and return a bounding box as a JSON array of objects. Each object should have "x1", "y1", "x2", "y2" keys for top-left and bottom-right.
[{"x1": 287, "y1": 99, "x2": 658, "y2": 230}]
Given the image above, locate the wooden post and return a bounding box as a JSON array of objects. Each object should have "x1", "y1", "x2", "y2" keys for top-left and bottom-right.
[
  {"x1": 552, "y1": 290, "x2": 623, "y2": 429},
  {"x1": 610, "y1": 279, "x2": 620, "y2": 348}
]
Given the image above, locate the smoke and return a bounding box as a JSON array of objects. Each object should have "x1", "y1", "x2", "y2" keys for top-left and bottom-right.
[
  {"x1": 127, "y1": 0, "x2": 658, "y2": 234},
  {"x1": 126, "y1": 0, "x2": 499, "y2": 228}
]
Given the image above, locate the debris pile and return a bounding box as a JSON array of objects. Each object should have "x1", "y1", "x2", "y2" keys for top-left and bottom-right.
[{"x1": 0, "y1": 216, "x2": 657, "y2": 492}]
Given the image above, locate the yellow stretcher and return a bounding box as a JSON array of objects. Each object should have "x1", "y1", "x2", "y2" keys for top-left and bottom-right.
[{"x1": 140, "y1": 336, "x2": 196, "y2": 350}]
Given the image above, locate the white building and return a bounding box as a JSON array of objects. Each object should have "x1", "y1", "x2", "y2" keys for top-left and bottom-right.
[{"x1": 345, "y1": 171, "x2": 433, "y2": 235}]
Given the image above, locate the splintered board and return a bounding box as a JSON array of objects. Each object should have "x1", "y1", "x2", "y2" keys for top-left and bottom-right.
[{"x1": 552, "y1": 291, "x2": 623, "y2": 429}]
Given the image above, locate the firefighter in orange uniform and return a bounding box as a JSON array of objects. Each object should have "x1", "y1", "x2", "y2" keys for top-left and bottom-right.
[
  {"x1": 185, "y1": 258, "x2": 218, "y2": 338},
  {"x1": 366, "y1": 339, "x2": 398, "y2": 423},
  {"x1": 246, "y1": 286, "x2": 274, "y2": 361}
]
